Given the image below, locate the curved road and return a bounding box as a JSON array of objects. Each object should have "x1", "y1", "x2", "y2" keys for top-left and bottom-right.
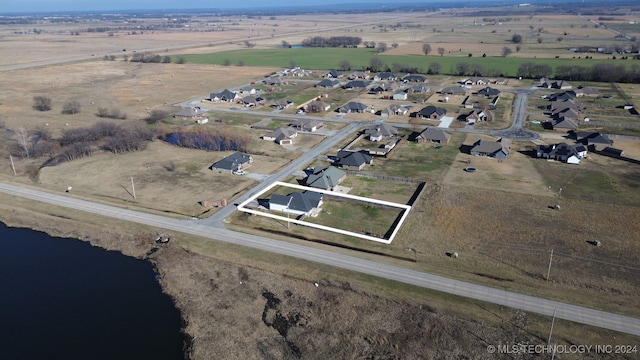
[{"x1": 1, "y1": 181, "x2": 639, "y2": 336}]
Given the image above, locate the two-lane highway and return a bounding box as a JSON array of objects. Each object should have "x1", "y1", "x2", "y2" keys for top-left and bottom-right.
[{"x1": 1, "y1": 181, "x2": 639, "y2": 337}]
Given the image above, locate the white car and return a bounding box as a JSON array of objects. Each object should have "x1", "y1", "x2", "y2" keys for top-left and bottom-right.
[{"x1": 232, "y1": 169, "x2": 246, "y2": 175}]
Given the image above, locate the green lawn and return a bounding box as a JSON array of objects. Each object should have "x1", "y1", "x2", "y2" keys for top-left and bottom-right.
[{"x1": 178, "y1": 48, "x2": 636, "y2": 77}]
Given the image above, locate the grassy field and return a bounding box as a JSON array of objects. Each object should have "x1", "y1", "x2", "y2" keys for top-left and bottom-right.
[{"x1": 179, "y1": 48, "x2": 638, "y2": 77}]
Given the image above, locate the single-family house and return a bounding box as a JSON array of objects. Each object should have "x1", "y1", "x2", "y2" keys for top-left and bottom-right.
[
  {"x1": 271, "y1": 99, "x2": 294, "y2": 110},
  {"x1": 238, "y1": 95, "x2": 264, "y2": 107},
  {"x1": 536, "y1": 143, "x2": 583, "y2": 164},
  {"x1": 173, "y1": 107, "x2": 200, "y2": 120},
  {"x1": 470, "y1": 138, "x2": 510, "y2": 158},
  {"x1": 325, "y1": 70, "x2": 343, "y2": 79},
  {"x1": 494, "y1": 77, "x2": 508, "y2": 85},
  {"x1": 440, "y1": 86, "x2": 468, "y2": 95},
  {"x1": 574, "y1": 85, "x2": 600, "y2": 97},
  {"x1": 466, "y1": 109, "x2": 494, "y2": 123},
  {"x1": 415, "y1": 127, "x2": 451, "y2": 144},
  {"x1": 407, "y1": 84, "x2": 431, "y2": 94},
  {"x1": 392, "y1": 91, "x2": 408, "y2": 101},
  {"x1": 549, "y1": 99, "x2": 580, "y2": 113},
  {"x1": 291, "y1": 118, "x2": 323, "y2": 132},
  {"x1": 342, "y1": 80, "x2": 370, "y2": 90},
  {"x1": 209, "y1": 152, "x2": 253, "y2": 173},
  {"x1": 552, "y1": 117, "x2": 579, "y2": 131},
  {"x1": 339, "y1": 101, "x2": 369, "y2": 113},
  {"x1": 576, "y1": 132, "x2": 613, "y2": 150},
  {"x1": 375, "y1": 72, "x2": 397, "y2": 81},
  {"x1": 462, "y1": 76, "x2": 490, "y2": 86},
  {"x1": 402, "y1": 74, "x2": 427, "y2": 83},
  {"x1": 476, "y1": 86, "x2": 501, "y2": 97},
  {"x1": 263, "y1": 76, "x2": 288, "y2": 86},
  {"x1": 316, "y1": 79, "x2": 340, "y2": 88},
  {"x1": 209, "y1": 89, "x2": 239, "y2": 102},
  {"x1": 381, "y1": 104, "x2": 408, "y2": 116},
  {"x1": 269, "y1": 191, "x2": 323, "y2": 217},
  {"x1": 348, "y1": 71, "x2": 369, "y2": 80},
  {"x1": 335, "y1": 150, "x2": 373, "y2": 170},
  {"x1": 364, "y1": 124, "x2": 398, "y2": 142},
  {"x1": 304, "y1": 166, "x2": 346, "y2": 190},
  {"x1": 414, "y1": 105, "x2": 447, "y2": 120},
  {"x1": 262, "y1": 127, "x2": 298, "y2": 145},
  {"x1": 549, "y1": 91, "x2": 576, "y2": 102},
  {"x1": 305, "y1": 100, "x2": 331, "y2": 113}
]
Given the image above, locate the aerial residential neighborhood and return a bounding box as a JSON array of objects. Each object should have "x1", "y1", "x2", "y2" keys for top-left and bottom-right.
[{"x1": 1, "y1": 1, "x2": 640, "y2": 359}]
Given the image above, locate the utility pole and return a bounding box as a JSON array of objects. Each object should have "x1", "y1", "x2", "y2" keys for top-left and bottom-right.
[
  {"x1": 286, "y1": 196, "x2": 292, "y2": 229},
  {"x1": 546, "y1": 248, "x2": 554, "y2": 281},
  {"x1": 9, "y1": 155, "x2": 16, "y2": 176},
  {"x1": 130, "y1": 177, "x2": 136, "y2": 199},
  {"x1": 548, "y1": 308, "x2": 557, "y2": 344}
]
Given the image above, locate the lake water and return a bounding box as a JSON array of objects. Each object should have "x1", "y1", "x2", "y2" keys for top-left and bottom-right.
[{"x1": 0, "y1": 222, "x2": 186, "y2": 360}]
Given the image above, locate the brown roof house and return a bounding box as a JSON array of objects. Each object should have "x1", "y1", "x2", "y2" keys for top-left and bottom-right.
[
  {"x1": 262, "y1": 127, "x2": 298, "y2": 145},
  {"x1": 415, "y1": 127, "x2": 451, "y2": 144},
  {"x1": 291, "y1": 118, "x2": 323, "y2": 132},
  {"x1": 470, "y1": 138, "x2": 510, "y2": 159},
  {"x1": 173, "y1": 107, "x2": 201, "y2": 120},
  {"x1": 305, "y1": 100, "x2": 331, "y2": 113}
]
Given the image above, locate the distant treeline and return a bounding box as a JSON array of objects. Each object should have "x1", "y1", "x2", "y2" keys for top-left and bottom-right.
[
  {"x1": 301, "y1": 36, "x2": 362, "y2": 48},
  {"x1": 516, "y1": 62, "x2": 640, "y2": 83}
]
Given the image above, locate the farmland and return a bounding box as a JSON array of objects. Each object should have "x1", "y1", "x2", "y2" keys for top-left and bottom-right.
[{"x1": 1, "y1": 3, "x2": 640, "y2": 359}]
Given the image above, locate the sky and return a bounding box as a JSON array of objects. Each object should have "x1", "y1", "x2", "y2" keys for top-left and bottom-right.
[{"x1": 1, "y1": 0, "x2": 409, "y2": 13}]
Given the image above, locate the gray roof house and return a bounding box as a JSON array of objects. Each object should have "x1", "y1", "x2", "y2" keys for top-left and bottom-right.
[
  {"x1": 476, "y1": 86, "x2": 501, "y2": 97},
  {"x1": 304, "y1": 166, "x2": 346, "y2": 190},
  {"x1": 414, "y1": 105, "x2": 447, "y2": 120},
  {"x1": 209, "y1": 89, "x2": 239, "y2": 102},
  {"x1": 316, "y1": 79, "x2": 341, "y2": 88},
  {"x1": 576, "y1": 132, "x2": 613, "y2": 150},
  {"x1": 574, "y1": 85, "x2": 600, "y2": 97},
  {"x1": 364, "y1": 124, "x2": 398, "y2": 142},
  {"x1": 262, "y1": 127, "x2": 298, "y2": 145},
  {"x1": 269, "y1": 191, "x2": 323, "y2": 217},
  {"x1": 392, "y1": 91, "x2": 408, "y2": 101},
  {"x1": 339, "y1": 101, "x2": 369, "y2": 113},
  {"x1": 441, "y1": 86, "x2": 468, "y2": 95},
  {"x1": 210, "y1": 152, "x2": 253, "y2": 172},
  {"x1": 402, "y1": 74, "x2": 427, "y2": 83},
  {"x1": 381, "y1": 104, "x2": 408, "y2": 116},
  {"x1": 470, "y1": 138, "x2": 510, "y2": 159},
  {"x1": 335, "y1": 150, "x2": 373, "y2": 170},
  {"x1": 415, "y1": 127, "x2": 451, "y2": 144},
  {"x1": 462, "y1": 76, "x2": 491, "y2": 85},
  {"x1": 325, "y1": 70, "x2": 343, "y2": 78},
  {"x1": 343, "y1": 80, "x2": 370, "y2": 90},
  {"x1": 375, "y1": 72, "x2": 397, "y2": 81},
  {"x1": 552, "y1": 117, "x2": 579, "y2": 131},
  {"x1": 173, "y1": 107, "x2": 200, "y2": 119}
]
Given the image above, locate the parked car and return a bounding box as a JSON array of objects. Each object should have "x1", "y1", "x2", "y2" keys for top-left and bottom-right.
[{"x1": 232, "y1": 169, "x2": 246, "y2": 175}]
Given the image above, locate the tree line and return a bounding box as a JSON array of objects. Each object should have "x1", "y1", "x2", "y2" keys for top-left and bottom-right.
[
  {"x1": 301, "y1": 36, "x2": 362, "y2": 48},
  {"x1": 161, "y1": 128, "x2": 250, "y2": 152}
]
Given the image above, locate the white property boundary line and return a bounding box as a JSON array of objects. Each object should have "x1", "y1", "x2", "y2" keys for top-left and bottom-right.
[{"x1": 236, "y1": 181, "x2": 412, "y2": 244}]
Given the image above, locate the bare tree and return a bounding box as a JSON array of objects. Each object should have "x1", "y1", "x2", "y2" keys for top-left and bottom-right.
[
  {"x1": 61, "y1": 100, "x2": 81, "y2": 115},
  {"x1": 338, "y1": 60, "x2": 352, "y2": 71},
  {"x1": 422, "y1": 43, "x2": 432, "y2": 55},
  {"x1": 515, "y1": 44, "x2": 522, "y2": 52},
  {"x1": 511, "y1": 34, "x2": 523, "y2": 44},
  {"x1": 437, "y1": 47, "x2": 445, "y2": 56},
  {"x1": 502, "y1": 47, "x2": 513, "y2": 57},
  {"x1": 144, "y1": 109, "x2": 171, "y2": 124},
  {"x1": 33, "y1": 96, "x2": 52, "y2": 111},
  {"x1": 376, "y1": 42, "x2": 388, "y2": 53},
  {"x1": 391, "y1": 43, "x2": 398, "y2": 49},
  {"x1": 556, "y1": 36, "x2": 564, "y2": 42},
  {"x1": 428, "y1": 62, "x2": 441, "y2": 75},
  {"x1": 14, "y1": 127, "x2": 31, "y2": 158},
  {"x1": 369, "y1": 57, "x2": 385, "y2": 72}
]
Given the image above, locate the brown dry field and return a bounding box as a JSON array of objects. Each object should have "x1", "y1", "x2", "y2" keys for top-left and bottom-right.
[{"x1": 2, "y1": 8, "x2": 640, "y2": 359}]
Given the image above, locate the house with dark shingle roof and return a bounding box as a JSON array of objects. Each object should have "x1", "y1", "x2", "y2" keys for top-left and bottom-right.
[
  {"x1": 414, "y1": 105, "x2": 447, "y2": 120},
  {"x1": 342, "y1": 80, "x2": 370, "y2": 90},
  {"x1": 291, "y1": 118, "x2": 323, "y2": 132},
  {"x1": 269, "y1": 191, "x2": 323, "y2": 217},
  {"x1": 470, "y1": 138, "x2": 510, "y2": 159},
  {"x1": 209, "y1": 152, "x2": 253, "y2": 173},
  {"x1": 305, "y1": 100, "x2": 331, "y2": 113},
  {"x1": 476, "y1": 86, "x2": 501, "y2": 97},
  {"x1": 402, "y1": 74, "x2": 427, "y2": 83},
  {"x1": 339, "y1": 101, "x2": 369, "y2": 113},
  {"x1": 415, "y1": 127, "x2": 451, "y2": 144},
  {"x1": 316, "y1": 79, "x2": 340, "y2": 88},
  {"x1": 335, "y1": 150, "x2": 373, "y2": 170},
  {"x1": 576, "y1": 132, "x2": 613, "y2": 150},
  {"x1": 536, "y1": 143, "x2": 583, "y2": 164},
  {"x1": 552, "y1": 117, "x2": 579, "y2": 131},
  {"x1": 304, "y1": 166, "x2": 346, "y2": 190},
  {"x1": 375, "y1": 72, "x2": 397, "y2": 81},
  {"x1": 574, "y1": 85, "x2": 599, "y2": 97},
  {"x1": 549, "y1": 91, "x2": 576, "y2": 102},
  {"x1": 325, "y1": 70, "x2": 343, "y2": 78},
  {"x1": 209, "y1": 89, "x2": 239, "y2": 102}
]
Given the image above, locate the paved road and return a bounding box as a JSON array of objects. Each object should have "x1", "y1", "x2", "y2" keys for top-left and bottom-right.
[{"x1": 1, "y1": 181, "x2": 639, "y2": 336}]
